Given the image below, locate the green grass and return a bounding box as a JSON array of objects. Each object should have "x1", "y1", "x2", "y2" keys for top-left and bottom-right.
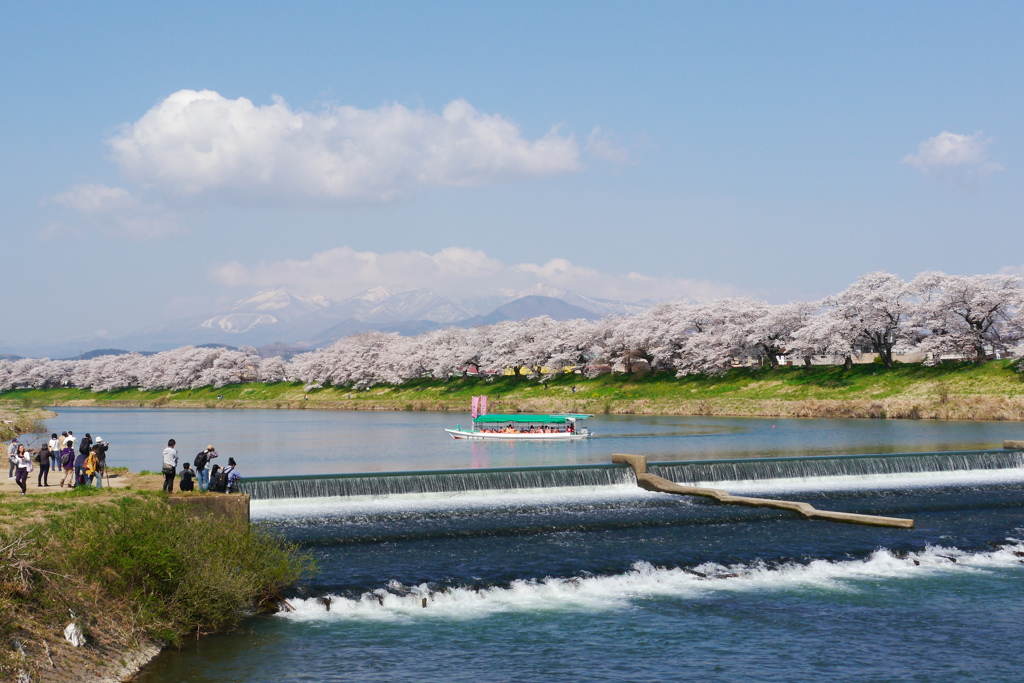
[{"x1": 3, "y1": 361, "x2": 1023, "y2": 412}]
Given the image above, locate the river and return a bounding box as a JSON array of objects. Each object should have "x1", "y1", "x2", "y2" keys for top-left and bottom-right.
[{"x1": 40, "y1": 408, "x2": 1024, "y2": 682}]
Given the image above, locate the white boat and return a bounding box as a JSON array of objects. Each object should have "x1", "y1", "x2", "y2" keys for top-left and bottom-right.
[{"x1": 445, "y1": 414, "x2": 593, "y2": 440}]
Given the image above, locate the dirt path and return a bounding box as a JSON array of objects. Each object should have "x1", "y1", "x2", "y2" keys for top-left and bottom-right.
[{"x1": 0, "y1": 468, "x2": 163, "y2": 497}]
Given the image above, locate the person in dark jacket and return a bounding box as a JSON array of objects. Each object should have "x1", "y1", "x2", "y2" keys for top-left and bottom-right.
[
  {"x1": 79, "y1": 433, "x2": 93, "y2": 460},
  {"x1": 194, "y1": 444, "x2": 218, "y2": 492},
  {"x1": 92, "y1": 437, "x2": 108, "y2": 488},
  {"x1": 179, "y1": 462, "x2": 196, "y2": 491},
  {"x1": 73, "y1": 440, "x2": 89, "y2": 488},
  {"x1": 36, "y1": 444, "x2": 51, "y2": 487}
]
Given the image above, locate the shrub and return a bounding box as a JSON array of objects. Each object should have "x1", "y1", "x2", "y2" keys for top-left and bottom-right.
[{"x1": 0, "y1": 494, "x2": 310, "y2": 677}]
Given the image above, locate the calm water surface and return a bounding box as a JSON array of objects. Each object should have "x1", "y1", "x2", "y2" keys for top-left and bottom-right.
[{"x1": 39, "y1": 407, "x2": 1024, "y2": 476}]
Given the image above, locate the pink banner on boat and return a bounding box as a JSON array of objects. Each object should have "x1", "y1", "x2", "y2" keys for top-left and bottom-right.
[
  {"x1": 480, "y1": 395, "x2": 488, "y2": 416},
  {"x1": 471, "y1": 396, "x2": 480, "y2": 418}
]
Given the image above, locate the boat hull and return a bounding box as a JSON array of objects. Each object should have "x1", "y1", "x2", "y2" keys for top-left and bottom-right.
[{"x1": 445, "y1": 429, "x2": 590, "y2": 441}]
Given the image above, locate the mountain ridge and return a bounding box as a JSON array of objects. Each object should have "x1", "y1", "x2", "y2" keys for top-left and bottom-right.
[{"x1": 9, "y1": 286, "x2": 650, "y2": 357}]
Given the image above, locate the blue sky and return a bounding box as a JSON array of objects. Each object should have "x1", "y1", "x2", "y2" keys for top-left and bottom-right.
[{"x1": 2, "y1": 1, "x2": 1022, "y2": 352}]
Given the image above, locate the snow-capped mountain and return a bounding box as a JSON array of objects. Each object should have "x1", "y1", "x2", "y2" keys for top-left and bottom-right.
[
  {"x1": 200, "y1": 289, "x2": 331, "y2": 334},
  {"x1": 329, "y1": 288, "x2": 470, "y2": 324},
  {"x1": 36, "y1": 285, "x2": 652, "y2": 356},
  {"x1": 461, "y1": 285, "x2": 649, "y2": 318},
  {"x1": 511, "y1": 284, "x2": 650, "y2": 317}
]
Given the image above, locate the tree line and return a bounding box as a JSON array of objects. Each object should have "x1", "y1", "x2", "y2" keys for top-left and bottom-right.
[{"x1": 3, "y1": 270, "x2": 1023, "y2": 393}]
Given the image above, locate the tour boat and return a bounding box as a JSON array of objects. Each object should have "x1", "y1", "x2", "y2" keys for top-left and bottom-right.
[{"x1": 445, "y1": 413, "x2": 593, "y2": 440}]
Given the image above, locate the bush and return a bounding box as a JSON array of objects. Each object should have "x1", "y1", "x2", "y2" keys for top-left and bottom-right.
[{"x1": 0, "y1": 494, "x2": 310, "y2": 676}]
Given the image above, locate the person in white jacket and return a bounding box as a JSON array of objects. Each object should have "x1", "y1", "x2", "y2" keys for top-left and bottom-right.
[
  {"x1": 162, "y1": 438, "x2": 178, "y2": 493},
  {"x1": 13, "y1": 444, "x2": 32, "y2": 495},
  {"x1": 47, "y1": 433, "x2": 59, "y2": 471}
]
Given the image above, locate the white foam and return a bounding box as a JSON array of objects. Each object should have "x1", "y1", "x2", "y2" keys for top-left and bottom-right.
[
  {"x1": 251, "y1": 484, "x2": 650, "y2": 521},
  {"x1": 275, "y1": 541, "x2": 1024, "y2": 623},
  {"x1": 692, "y1": 466, "x2": 1024, "y2": 496}
]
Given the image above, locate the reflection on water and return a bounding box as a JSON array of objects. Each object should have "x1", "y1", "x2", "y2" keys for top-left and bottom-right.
[{"x1": 39, "y1": 407, "x2": 1024, "y2": 477}]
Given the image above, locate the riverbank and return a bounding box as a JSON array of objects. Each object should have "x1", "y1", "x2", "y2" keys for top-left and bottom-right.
[
  {"x1": 0, "y1": 406, "x2": 57, "y2": 441},
  {"x1": 0, "y1": 486, "x2": 310, "y2": 683},
  {"x1": 3, "y1": 361, "x2": 1024, "y2": 421}
]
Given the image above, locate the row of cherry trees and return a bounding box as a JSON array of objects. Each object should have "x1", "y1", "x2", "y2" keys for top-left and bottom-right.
[{"x1": 2, "y1": 270, "x2": 1023, "y2": 393}]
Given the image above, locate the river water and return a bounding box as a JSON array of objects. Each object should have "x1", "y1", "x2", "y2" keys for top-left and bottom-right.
[
  {"x1": 39, "y1": 407, "x2": 1024, "y2": 475},
  {"x1": 39, "y1": 408, "x2": 1024, "y2": 682}
]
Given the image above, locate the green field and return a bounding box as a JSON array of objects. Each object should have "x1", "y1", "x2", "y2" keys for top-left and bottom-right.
[{"x1": 4, "y1": 360, "x2": 1024, "y2": 420}]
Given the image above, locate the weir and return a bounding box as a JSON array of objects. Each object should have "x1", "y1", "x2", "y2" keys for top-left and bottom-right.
[
  {"x1": 239, "y1": 463, "x2": 635, "y2": 500},
  {"x1": 645, "y1": 449, "x2": 1024, "y2": 485},
  {"x1": 239, "y1": 447, "x2": 1024, "y2": 504}
]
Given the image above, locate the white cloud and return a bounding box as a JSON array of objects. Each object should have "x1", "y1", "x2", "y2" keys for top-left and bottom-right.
[
  {"x1": 37, "y1": 221, "x2": 84, "y2": 242},
  {"x1": 902, "y1": 130, "x2": 1003, "y2": 181},
  {"x1": 585, "y1": 126, "x2": 634, "y2": 165},
  {"x1": 210, "y1": 245, "x2": 736, "y2": 304},
  {"x1": 108, "y1": 90, "x2": 581, "y2": 204},
  {"x1": 999, "y1": 264, "x2": 1024, "y2": 277},
  {"x1": 51, "y1": 183, "x2": 180, "y2": 239}
]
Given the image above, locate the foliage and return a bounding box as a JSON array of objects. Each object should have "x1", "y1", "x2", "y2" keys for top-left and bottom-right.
[
  {"x1": 5, "y1": 360, "x2": 1023, "y2": 411},
  {"x1": 1, "y1": 270, "x2": 1023, "y2": 394},
  {"x1": 0, "y1": 493, "x2": 310, "y2": 677}
]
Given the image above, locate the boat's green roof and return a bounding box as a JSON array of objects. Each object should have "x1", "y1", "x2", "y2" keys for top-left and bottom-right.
[{"x1": 473, "y1": 414, "x2": 591, "y2": 424}]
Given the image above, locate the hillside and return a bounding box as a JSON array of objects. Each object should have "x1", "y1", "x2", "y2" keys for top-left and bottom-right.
[{"x1": 4, "y1": 361, "x2": 1024, "y2": 421}]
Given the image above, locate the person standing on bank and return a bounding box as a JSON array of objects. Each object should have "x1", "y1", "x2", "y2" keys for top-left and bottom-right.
[
  {"x1": 13, "y1": 444, "x2": 32, "y2": 495},
  {"x1": 162, "y1": 439, "x2": 178, "y2": 493},
  {"x1": 36, "y1": 443, "x2": 51, "y2": 487},
  {"x1": 79, "y1": 433, "x2": 93, "y2": 465},
  {"x1": 194, "y1": 444, "x2": 218, "y2": 492},
  {"x1": 93, "y1": 437, "x2": 108, "y2": 488},
  {"x1": 59, "y1": 441, "x2": 75, "y2": 487},
  {"x1": 73, "y1": 438, "x2": 89, "y2": 488},
  {"x1": 85, "y1": 446, "x2": 100, "y2": 488},
  {"x1": 8, "y1": 438, "x2": 19, "y2": 479},
  {"x1": 48, "y1": 433, "x2": 59, "y2": 471}
]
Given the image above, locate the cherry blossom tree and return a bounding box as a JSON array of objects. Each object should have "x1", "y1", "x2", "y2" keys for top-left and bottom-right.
[
  {"x1": 6, "y1": 268, "x2": 1024, "y2": 393},
  {"x1": 911, "y1": 271, "x2": 1024, "y2": 363},
  {"x1": 790, "y1": 304, "x2": 858, "y2": 368},
  {"x1": 828, "y1": 271, "x2": 915, "y2": 368}
]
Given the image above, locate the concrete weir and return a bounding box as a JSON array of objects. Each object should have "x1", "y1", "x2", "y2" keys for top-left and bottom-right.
[
  {"x1": 168, "y1": 493, "x2": 251, "y2": 526},
  {"x1": 612, "y1": 454, "x2": 915, "y2": 529}
]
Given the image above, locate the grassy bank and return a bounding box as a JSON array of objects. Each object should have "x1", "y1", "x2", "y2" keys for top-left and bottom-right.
[
  {"x1": 0, "y1": 404, "x2": 57, "y2": 441},
  {"x1": 4, "y1": 360, "x2": 1024, "y2": 421},
  {"x1": 0, "y1": 487, "x2": 310, "y2": 682}
]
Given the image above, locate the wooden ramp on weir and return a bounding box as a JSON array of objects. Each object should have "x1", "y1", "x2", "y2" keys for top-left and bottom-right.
[{"x1": 612, "y1": 454, "x2": 914, "y2": 529}]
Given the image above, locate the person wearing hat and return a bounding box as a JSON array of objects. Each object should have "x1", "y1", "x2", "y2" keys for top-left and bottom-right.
[
  {"x1": 193, "y1": 444, "x2": 218, "y2": 492},
  {"x1": 7, "y1": 437, "x2": 19, "y2": 479}
]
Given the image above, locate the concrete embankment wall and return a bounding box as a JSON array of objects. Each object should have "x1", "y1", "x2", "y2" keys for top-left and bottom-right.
[{"x1": 167, "y1": 492, "x2": 251, "y2": 526}]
